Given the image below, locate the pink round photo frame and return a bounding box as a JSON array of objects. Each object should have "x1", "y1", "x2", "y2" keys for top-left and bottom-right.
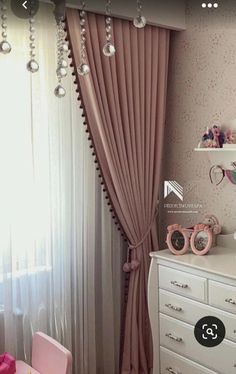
[
  {"x1": 190, "y1": 224, "x2": 213, "y2": 256},
  {"x1": 166, "y1": 220, "x2": 217, "y2": 256},
  {"x1": 166, "y1": 225, "x2": 190, "y2": 255}
]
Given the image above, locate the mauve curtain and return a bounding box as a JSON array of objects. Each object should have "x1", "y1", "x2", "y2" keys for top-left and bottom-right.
[{"x1": 66, "y1": 9, "x2": 170, "y2": 374}]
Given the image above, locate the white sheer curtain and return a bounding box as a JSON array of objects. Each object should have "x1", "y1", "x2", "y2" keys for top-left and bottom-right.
[{"x1": 0, "y1": 3, "x2": 124, "y2": 374}]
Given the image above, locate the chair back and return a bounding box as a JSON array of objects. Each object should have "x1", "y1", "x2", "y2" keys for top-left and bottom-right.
[{"x1": 32, "y1": 332, "x2": 72, "y2": 374}]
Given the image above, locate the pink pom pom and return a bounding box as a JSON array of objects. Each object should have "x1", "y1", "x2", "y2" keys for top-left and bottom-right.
[
  {"x1": 123, "y1": 262, "x2": 131, "y2": 272},
  {"x1": 130, "y1": 260, "x2": 140, "y2": 271}
]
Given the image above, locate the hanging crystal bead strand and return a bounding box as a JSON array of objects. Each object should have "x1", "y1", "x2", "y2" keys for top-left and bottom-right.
[
  {"x1": 27, "y1": 1, "x2": 39, "y2": 72},
  {"x1": 77, "y1": 0, "x2": 90, "y2": 76},
  {"x1": 103, "y1": 0, "x2": 115, "y2": 57},
  {"x1": 54, "y1": 18, "x2": 67, "y2": 98},
  {"x1": 133, "y1": 0, "x2": 146, "y2": 28},
  {"x1": 0, "y1": 0, "x2": 11, "y2": 54}
]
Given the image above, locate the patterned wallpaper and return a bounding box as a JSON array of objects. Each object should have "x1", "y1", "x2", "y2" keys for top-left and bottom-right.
[{"x1": 159, "y1": 0, "x2": 236, "y2": 248}]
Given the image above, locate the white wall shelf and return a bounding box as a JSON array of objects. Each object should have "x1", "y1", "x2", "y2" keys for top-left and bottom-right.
[
  {"x1": 194, "y1": 148, "x2": 236, "y2": 166},
  {"x1": 194, "y1": 148, "x2": 236, "y2": 152}
]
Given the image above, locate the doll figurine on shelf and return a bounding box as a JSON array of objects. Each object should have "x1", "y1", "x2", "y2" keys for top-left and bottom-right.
[
  {"x1": 199, "y1": 124, "x2": 233, "y2": 148},
  {"x1": 224, "y1": 129, "x2": 234, "y2": 144},
  {"x1": 212, "y1": 125, "x2": 221, "y2": 147}
]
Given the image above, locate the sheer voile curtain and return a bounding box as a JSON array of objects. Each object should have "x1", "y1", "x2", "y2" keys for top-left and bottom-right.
[
  {"x1": 0, "y1": 4, "x2": 124, "y2": 374},
  {"x1": 66, "y1": 10, "x2": 170, "y2": 374}
]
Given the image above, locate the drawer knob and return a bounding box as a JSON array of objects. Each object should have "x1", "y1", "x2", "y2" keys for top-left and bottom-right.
[
  {"x1": 165, "y1": 332, "x2": 183, "y2": 343},
  {"x1": 166, "y1": 367, "x2": 182, "y2": 374},
  {"x1": 225, "y1": 298, "x2": 236, "y2": 305},
  {"x1": 165, "y1": 303, "x2": 183, "y2": 312},
  {"x1": 171, "y1": 280, "x2": 189, "y2": 289}
]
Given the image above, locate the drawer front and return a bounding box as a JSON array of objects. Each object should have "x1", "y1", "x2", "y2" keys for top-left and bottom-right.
[
  {"x1": 160, "y1": 346, "x2": 217, "y2": 374},
  {"x1": 158, "y1": 265, "x2": 207, "y2": 302},
  {"x1": 160, "y1": 314, "x2": 236, "y2": 374},
  {"x1": 159, "y1": 289, "x2": 236, "y2": 343},
  {"x1": 209, "y1": 280, "x2": 236, "y2": 314}
]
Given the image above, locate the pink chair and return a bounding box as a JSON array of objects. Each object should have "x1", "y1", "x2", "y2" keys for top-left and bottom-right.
[{"x1": 16, "y1": 332, "x2": 72, "y2": 374}]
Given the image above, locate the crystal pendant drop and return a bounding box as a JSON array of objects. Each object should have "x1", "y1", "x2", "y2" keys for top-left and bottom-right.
[
  {"x1": 60, "y1": 59, "x2": 68, "y2": 68},
  {"x1": 77, "y1": 63, "x2": 90, "y2": 76},
  {"x1": 133, "y1": 15, "x2": 146, "y2": 28},
  {"x1": 27, "y1": 11, "x2": 39, "y2": 72},
  {"x1": 54, "y1": 19, "x2": 68, "y2": 97},
  {"x1": 0, "y1": 40, "x2": 11, "y2": 54},
  {"x1": 27, "y1": 59, "x2": 39, "y2": 73},
  {"x1": 61, "y1": 43, "x2": 69, "y2": 52},
  {"x1": 54, "y1": 84, "x2": 66, "y2": 98},
  {"x1": 56, "y1": 66, "x2": 67, "y2": 78},
  {"x1": 103, "y1": 42, "x2": 115, "y2": 57},
  {"x1": 78, "y1": 1, "x2": 89, "y2": 77}
]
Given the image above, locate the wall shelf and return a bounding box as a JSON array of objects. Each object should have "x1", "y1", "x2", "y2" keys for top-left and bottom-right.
[
  {"x1": 194, "y1": 148, "x2": 236, "y2": 166},
  {"x1": 194, "y1": 148, "x2": 236, "y2": 152}
]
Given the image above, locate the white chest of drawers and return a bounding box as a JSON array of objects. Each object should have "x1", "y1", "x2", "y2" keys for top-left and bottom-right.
[{"x1": 148, "y1": 235, "x2": 236, "y2": 374}]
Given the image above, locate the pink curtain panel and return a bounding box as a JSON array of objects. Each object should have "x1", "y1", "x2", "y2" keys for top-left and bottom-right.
[{"x1": 66, "y1": 10, "x2": 170, "y2": 374}]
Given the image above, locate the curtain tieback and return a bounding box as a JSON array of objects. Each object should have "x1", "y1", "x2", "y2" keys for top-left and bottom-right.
[{"x1": 123, "y1": 204, "x2": 159, "y2": 273}]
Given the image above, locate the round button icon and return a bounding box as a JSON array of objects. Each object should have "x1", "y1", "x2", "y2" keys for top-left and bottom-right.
[
  {"x1": 194, "y1": 316, "x2": 225, "y2": 347},
  {"x1": 11, "y1": 0, "x2": 39, "y2": 19}
]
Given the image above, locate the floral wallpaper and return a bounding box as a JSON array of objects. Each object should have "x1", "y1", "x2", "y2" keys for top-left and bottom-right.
[{"x1": 159, "y1": 0, "x2": 236, "y2": 248}]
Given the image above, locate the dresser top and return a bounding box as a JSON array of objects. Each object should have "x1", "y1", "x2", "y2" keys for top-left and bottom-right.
[{"x1": 150, "y1": 246, "x2": 236, "y2": 280}]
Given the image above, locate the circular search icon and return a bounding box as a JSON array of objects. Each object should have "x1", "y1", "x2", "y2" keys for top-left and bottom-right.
[{"x1": 194, "y1": 316, "x2": 225, "y2": 347}]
